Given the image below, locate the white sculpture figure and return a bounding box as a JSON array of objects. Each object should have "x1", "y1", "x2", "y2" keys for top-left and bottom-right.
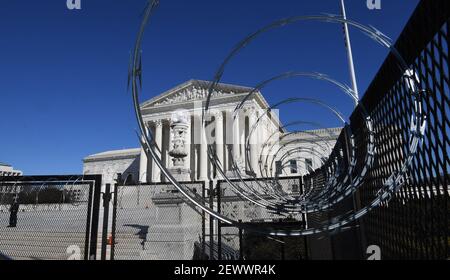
[{"x1": 168, "y1": 110, "x2": 191, "y2": 181}]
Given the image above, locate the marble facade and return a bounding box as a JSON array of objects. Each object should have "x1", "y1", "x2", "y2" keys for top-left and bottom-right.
[{"x1": 83, "y1": 79, "x2": 341, "y2": 184}]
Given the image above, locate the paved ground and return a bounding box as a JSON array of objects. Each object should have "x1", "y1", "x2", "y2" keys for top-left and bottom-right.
[
  {"x1": 0, "y1": 185, "x2": 204, "y2": 260},
  {"x1": 0, "y1": 206, "x2": 88, "y2": 260}
]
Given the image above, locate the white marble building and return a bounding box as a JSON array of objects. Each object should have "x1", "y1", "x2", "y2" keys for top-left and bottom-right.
[
  {"x1": 83, "y1": 148, "x2": 140, "y2": 184},
  {"x1": 0, "y1": 162, "x2": 22, "y2": 176},
  {"x1": 83, "y1": 80, "x2": 341, "y2": 184},
  {"x1": 81, "y1": 79, "x2": 342, "y2": 260}
]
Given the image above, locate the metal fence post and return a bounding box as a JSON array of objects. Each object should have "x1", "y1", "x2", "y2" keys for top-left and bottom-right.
[
  {"x1": 209, "y1": 180, "x2": 214, "y2": 259},
  {"x1": 238, "y1": 219, "x2": 243, "y2": 260},
  {"x1": 299, "y1": 176, "x2": 309, "y2": 260},
  {"x1": 217, "y1": 181, "x2": 222, "y2": 260},
  {"x1": 89, "y1": 176, "x2": 102, "y2": 260},
  {"x1": 100, "y1": 184, "x2": 111, "y2": 260},
  {"x1": 110, "y1": 183, "x2": 118, "y2": 260},
  {"x1": 84, "y1": 181, "x2": 94, "y2": 260},
  {"x1": 201, "y1": 181, "x2": 206, "y2": 260}
]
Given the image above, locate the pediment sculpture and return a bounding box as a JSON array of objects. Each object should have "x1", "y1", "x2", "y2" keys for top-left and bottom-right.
[{"x1": 153, "y1": 86, "x2": 234, "y2": 106}]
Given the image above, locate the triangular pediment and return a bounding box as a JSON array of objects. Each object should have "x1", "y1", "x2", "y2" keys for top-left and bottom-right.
[{"x1": 140, "y1": 79, "x2": 255, "y2": 109}]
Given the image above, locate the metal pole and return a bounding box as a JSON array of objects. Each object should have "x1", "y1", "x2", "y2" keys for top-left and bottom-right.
[
  {"x1": 300, "y1": 176, "x2": 309, "y2": 259},
  {"x1": 110, "y1": 183, "x2": 118, "y2": 260},
  {"x1": 217, "y1": 181, "x2": 222, "y2": 260},
  {"x1": 84, "y1": 181, "x2": 94, "y2": 260},
  {"x1": 209, "y1": 180, "x2": 214, "y2": 259},
  {"x1": 101, "y1": 184, "x2": 111, "y2": 260},
  {"x1": 89, "y1": 176, "x2": 102, "y2": 260},
  {"x1": 238, "y1": 220, "x2": 243, "y2": 260},
  {"x1": 340, "y1": 0, "x2": 359, "y2": 107},
  {"x1": 201, "y1": 182, "x2": 206, "y2": 260}
]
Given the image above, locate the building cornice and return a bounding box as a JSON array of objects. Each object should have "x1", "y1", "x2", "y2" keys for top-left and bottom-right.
[
  {"x1": 140, "y1": 79, "x2": 255, "y2": 108},
  {"x1": 83, "y1": 149, "x2": 140, "y2": 163}
]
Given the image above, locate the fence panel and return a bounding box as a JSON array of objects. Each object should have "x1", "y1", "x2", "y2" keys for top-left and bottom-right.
[
  {"x1": 111, "y1": 181, "x2": 205, "y2": 260},
  {"x1": 350, "y1": 0, "x2": 450, "y2": 260},
  {"x1": 0, "y1": 175, "x2": 102, "y2": 260},
  {"x1": 306, "y1": 0, "x2": 450, "y2": 260},
  {"x1": 216, "y1": 177, "x2": 308, "y2": 260}
]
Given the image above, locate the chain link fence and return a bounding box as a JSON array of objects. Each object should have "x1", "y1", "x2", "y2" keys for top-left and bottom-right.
[
  {"x1": 356, "y1": 0, "x2": 450, "y2": 259},
  {"x1": 111, "y1": 181, "x2": 205, "y2": 260},
  {"x1": 306, "y1": 0, "x2": 450, "y2": 260},
  {"x1": 215, "y1": 177, "x2": 308, "y2": 260},
  {"x1": 0, "y1": 175, "x2": 101, "y2": 260}
]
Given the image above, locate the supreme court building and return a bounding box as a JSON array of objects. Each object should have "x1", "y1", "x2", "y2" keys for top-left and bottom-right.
[{"x1": 83, "y1": 80, "x2": 341, "y2": 185}]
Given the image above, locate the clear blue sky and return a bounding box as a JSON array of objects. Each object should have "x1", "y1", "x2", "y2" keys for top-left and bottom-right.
[{"x1": 0, "y1": 0, "x2": 419, "y2": 175}]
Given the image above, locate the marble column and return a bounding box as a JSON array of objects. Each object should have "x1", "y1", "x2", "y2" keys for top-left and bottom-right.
[
  {"x1": 194, "y1": 147, "x2": 198, "y2": 180},
  {"x1": 240, "y1": 115, "x2": 246, "y2": 161},
  {"x1": 261, "y1": 118, "x2": 270, "y2": 177},
  {"x1": 249, "y1": 112, "x2": 258, "y2": 175},
  {"x1": 215, "y1": 111, "x2": 224, "y2": 172},
  {"x1": 185, "y1": 115, "x2": 192, "y2": 172},
  {"x1": 167, "y1": 121, "x2": 174, "y2": 169},
  {"x1": 264, "y1": 119, "x2": 276, "y2": 177},
  {"x1": 270, "y1": 122, "x2": 276, "y2": 177},
  {"x1": 139, "y1": 146, "x2": 148, "y2": 183},
  {"x1": 199, "y1": 115, "x2": 208, "y2": 181},
  {"x1": 256, "y1": 110, "x2": 264, "y2": 177},
  {"x1": 152, "y1": 120, "x2": 163, "y2": 182},
  {"x1": 139, "y1": 125, "x2": 149, "y2": 183},
  {"x1": 232, "y1": 112, "x2": 240, "y2": 160},
  {"x1": 163, "y1": 121, "x2": 171, "y2": 173}
]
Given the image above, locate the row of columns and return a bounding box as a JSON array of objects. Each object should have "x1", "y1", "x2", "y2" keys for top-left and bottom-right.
[
  {"x1": 139, "y1": 120, "x2": 163, "y2": 183},
  {"x1": 0, "y1": 171, "x2": 22, "y2": 176},
  {"x1": 139, "y1": 108, "x2": 266, "y2": 183}
]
